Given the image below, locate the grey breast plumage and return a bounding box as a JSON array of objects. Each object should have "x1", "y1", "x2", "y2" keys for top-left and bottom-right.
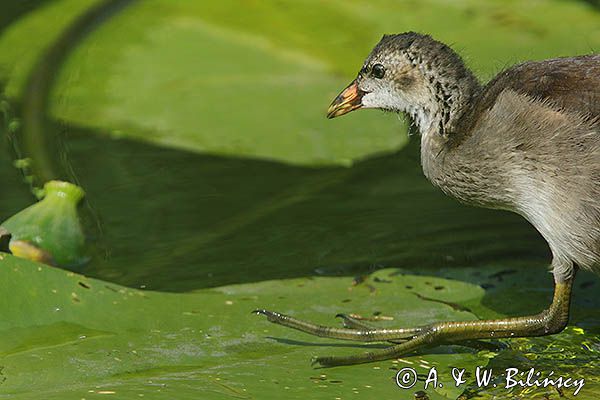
[{"x1": 454, "y1": 55, "x2": 600, "y2": 276}]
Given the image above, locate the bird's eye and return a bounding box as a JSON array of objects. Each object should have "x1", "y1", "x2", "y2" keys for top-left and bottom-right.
[{"x1": 371, "y1": 64, "x2": 385, "y2": 79}]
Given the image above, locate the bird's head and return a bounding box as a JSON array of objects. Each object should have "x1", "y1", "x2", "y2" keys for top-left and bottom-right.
[
  {"x1": 327, "y1": 32, "x2": 479, "y2": 135},
  {"x1": 327, "y1": 33, "x2": 425, "y2": 119}
]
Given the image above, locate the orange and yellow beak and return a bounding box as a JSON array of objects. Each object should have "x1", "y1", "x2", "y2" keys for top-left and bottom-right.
[{"x1": 326, "y1": 80, "x2": 364, "y2": 119}]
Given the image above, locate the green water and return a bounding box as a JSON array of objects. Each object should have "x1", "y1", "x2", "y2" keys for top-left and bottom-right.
[
  {"x1": 1, "y1": 113, "x2": 551, "y2": 290},
  {"x1": 1, "y1": 1, "x2": 600, "y2": 399}
]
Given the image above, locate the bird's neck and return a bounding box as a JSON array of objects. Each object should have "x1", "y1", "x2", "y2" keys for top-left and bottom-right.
[
  {"x1": 409, "y1": 59, "x2": 481, "y2": 182},
  {"x1": 412, "y1": 63, "x2": 481, "y2": 139}
]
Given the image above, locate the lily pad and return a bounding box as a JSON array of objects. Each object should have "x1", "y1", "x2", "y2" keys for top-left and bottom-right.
[
  {"x1": 1, "y1": 1, "x2": 600, "y2": 166},
  {"x1": 0, "y1": 254, "x2": 495, "y2": 399}
]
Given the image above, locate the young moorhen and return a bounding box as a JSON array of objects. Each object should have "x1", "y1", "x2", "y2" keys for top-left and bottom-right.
[{"x1": 256, "y1": 32, "x2": 600, "y2": 366}]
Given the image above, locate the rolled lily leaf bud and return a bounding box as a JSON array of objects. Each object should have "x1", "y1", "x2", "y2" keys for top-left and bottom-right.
[{"x1": 1, "y1": 180, "x2": 89, "y2": 267}]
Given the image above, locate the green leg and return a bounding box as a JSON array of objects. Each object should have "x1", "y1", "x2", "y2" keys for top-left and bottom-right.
[
  {"x1": 254, "y1": 309, "x2": 420, "y2": 342},
  {"x1": 338, "y1": 313, "x2": 503, "y2": 351},
  {"x1": 255, "y1": 278, "x2": 573, "y2": 367},
  {"x1": 336, "y1": 313, "x2": 410, "y2": 344}
]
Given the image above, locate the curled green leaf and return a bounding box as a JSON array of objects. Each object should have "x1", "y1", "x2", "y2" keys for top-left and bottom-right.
[{"x1": 1, "y1": 180, "x2": 89, "y2": 267}]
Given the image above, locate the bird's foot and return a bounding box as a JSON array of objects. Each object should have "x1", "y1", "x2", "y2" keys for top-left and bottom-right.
[
  {"x1": 253, "y1": 293, "x2": 572, "y2": 367},
  {"x1": 253, "y1": 309, "x2": 424, "y2": 366}
]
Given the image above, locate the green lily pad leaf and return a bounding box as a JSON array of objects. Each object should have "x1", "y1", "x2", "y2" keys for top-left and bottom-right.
[
  {"x1": 1, "y1": 180, "x2": 88, "y2": 267},
  {"x1": 0, "y1": 0, "x2": 104, "y2": 97},
  {"x1": 0, "y1": 0, "x2": 404, "y2": 167},
  {"x1": 0, "y1": 254, "x2": 494, "y2": 399},
  {"x1": 2, "y1": 1, "x2": 600, "y2": 166}
]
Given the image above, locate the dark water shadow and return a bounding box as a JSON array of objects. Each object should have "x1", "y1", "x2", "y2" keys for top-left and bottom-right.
[
  {"x1": 2, "y1": 115, "x2": 553, "y2": 293},
  {"x1": 44, "y1": 123, "x2": 549, "y2": 292}
]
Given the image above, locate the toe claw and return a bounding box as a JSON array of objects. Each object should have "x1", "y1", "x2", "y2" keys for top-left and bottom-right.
[
  {"x1": 336, "y1": 313, "x2": 355, "y2": 328},
  {"x1": 252, "y1": 309, "x2": 277, "y2": 317},
  {"x1": 311, "y1": 356, "x2": 334, "y2": 368},
  {"x1": 252, "y1": 309, "x2": 284, "y2": 322},
  {"x1": 310, "y1": 356, "x2": 327, "y2": 368}
]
